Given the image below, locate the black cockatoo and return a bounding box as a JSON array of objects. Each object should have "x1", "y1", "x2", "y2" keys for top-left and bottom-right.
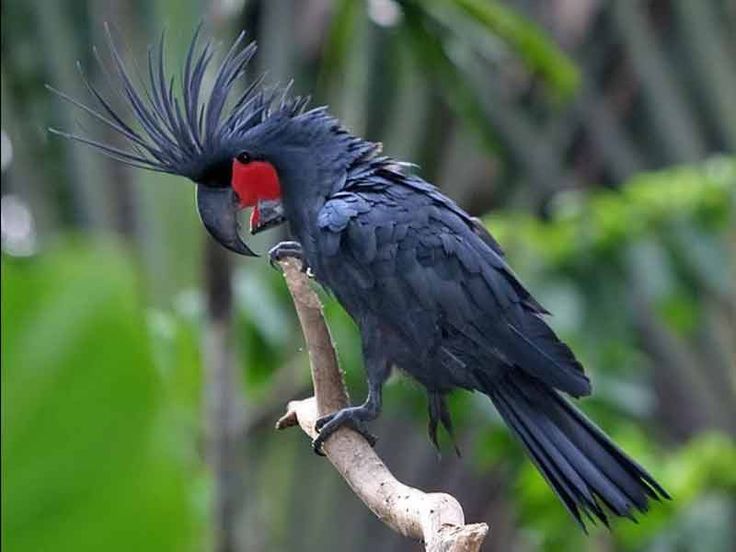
[{"x1": 51, "y1": 28, "x2": 668, "y2": 528}]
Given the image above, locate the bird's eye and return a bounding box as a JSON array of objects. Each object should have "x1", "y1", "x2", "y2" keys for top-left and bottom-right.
[{"x1": 236, "y1": 152, "x2": 252, "y2": 164}]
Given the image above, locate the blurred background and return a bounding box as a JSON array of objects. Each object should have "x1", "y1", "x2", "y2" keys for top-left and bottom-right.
[{"x1": 2, "y1": 0, "x2": 735, "y2": 550}]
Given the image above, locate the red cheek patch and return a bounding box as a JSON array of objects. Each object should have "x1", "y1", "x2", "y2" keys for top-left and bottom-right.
[{"x1": 231, "y1": 158, "x2": 281, "y2": 208}]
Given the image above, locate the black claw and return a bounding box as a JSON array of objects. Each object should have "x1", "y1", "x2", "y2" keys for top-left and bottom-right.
[
  {"x1": 311, "y1": 408, "x2": 378, "y2": 456},
  {"x1": 315, "y1": 413, "x2": 334, "y2": 432},
  {"x1": 312, "y1": 437, "x2": 327, "y2": 456},
  {"x1": 360, "y1": 429, "x2": 378, "y2": 448},
  {"x1": 346, "y1": 419, "x2": 378, "y2": 447},
  {"x1": 268, "y1": 241, "x2": 307, "y2": 271}
]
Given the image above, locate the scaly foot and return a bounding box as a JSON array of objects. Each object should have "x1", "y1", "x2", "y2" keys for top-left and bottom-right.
[
  {"x1": 268, "y1": 241, "x2": 308, "y2": 272},
  {"x1": 312, "y1": 406, "x2": 378, "y2": 455}
]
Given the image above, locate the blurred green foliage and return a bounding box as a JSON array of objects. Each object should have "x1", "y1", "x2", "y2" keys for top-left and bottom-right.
[
  {"x1": 2, "y1": 242, "x2": 204, "y2": 551},
  {"x1": 430, "y1": 0, "x2": 580, "y2": 98},
  {"x1": 487, "y1": 156, "x2": 735, "y2": 267}
]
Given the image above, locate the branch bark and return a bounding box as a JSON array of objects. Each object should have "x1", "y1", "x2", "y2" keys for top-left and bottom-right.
[{"x1": 275, "y1": 257, "x2": 489, "y2": 551}]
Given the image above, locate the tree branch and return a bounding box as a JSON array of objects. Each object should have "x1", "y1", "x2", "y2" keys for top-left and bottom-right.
[{"x1": 275, "y1": 257, "x2": 489, "y2": 551}]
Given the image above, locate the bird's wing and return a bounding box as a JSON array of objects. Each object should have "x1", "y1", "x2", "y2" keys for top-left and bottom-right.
[{"x1": 317, "y1": 179, "x2": 590, "y2": 397}]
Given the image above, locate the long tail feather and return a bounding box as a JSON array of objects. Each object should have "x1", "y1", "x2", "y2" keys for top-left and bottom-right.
[{"x1": 482, "y1": 372, "x2": 669, "y2": 529}]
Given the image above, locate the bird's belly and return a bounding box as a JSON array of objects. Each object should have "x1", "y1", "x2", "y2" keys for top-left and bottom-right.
[{"x1": 399, "y1": 334, "x2": 495, "y2": 392}]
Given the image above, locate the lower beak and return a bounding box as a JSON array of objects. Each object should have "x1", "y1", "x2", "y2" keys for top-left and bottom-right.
[
  {"x1": 250, "y1": 198, "x2": 286, "y2": 234},
  {"x1": 196, "y1": 186, "x2": 258, "y2": 256}
]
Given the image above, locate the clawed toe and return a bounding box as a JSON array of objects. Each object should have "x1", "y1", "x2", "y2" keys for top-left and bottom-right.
[
  {"x1": 315, "y1": 413, "x2": 335, "y2": 432},
  {"x1": 312, "y1": 436, "x2": 328, "y2": 456},
  {"x1": 269, "y1": 241, "x2": 308, "y2": 271},
  {"x1": 358, "y1": 426, "x2": 378, "y2": 447},
  {"x1": 311, "y1": 408, "x2": 378, "y2": 455}
]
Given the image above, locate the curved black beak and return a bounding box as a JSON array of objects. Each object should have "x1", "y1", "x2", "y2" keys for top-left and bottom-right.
[{"x1": 196, "y1": 186, "x2": 258, "y2": 256}]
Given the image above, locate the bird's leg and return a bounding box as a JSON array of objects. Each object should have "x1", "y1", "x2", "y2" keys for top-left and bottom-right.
[
  {"x1": 312, "y1": 345, "x2": 390, "y2": 455},
  {"x1": 313, "y1": 383, "x2": 381, "y2": 455},
  {"x1": 269, "y1": 240, "x2": 309, "y2": 273}
]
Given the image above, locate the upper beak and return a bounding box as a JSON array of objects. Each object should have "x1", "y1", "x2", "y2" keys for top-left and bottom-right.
[{"x1": 196, "y1": 186, "x2": 258, "y2": 256}]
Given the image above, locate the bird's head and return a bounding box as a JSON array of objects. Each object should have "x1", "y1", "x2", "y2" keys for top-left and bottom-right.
[{"x1": 49, "y1": 26, "x2": 374, "y2": 256}]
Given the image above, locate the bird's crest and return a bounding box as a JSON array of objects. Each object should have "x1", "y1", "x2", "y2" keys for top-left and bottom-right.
[{"x1": 47, "y1": 24, "x2": 309, "y2": 182}]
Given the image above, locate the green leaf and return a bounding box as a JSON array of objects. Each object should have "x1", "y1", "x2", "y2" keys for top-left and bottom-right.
[
  {"x1": 400, "y1": 2, "x2": 500, "y2": 154},
  {"x1": 441, "y1": 0, "x2": 580, "y2": 98},
  {"x1": 2, "y1": 241, "x2": 200, "y2": 552}
]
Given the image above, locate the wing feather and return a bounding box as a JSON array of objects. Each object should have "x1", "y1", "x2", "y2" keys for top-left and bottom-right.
[{"x1": 317, "y1": 180, "x2": 590, "y2": 396}]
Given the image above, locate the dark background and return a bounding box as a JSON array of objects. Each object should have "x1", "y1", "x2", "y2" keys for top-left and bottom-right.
[{"x1": 2, "y1": 1, "x2": 735, "y2": 550}]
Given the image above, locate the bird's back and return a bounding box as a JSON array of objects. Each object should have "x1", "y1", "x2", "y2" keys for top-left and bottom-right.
[{"x1": 311, "y1": 161, "x2": 590, "y2": 398}]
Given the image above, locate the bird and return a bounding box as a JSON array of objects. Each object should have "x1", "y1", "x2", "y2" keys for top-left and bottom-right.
[{"x1": 49, "y1": 27, "x2": 669, "y2": 529}]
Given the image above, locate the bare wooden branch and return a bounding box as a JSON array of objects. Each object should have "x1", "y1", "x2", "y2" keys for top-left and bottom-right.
[{"x1": 275, "y1": 257, "x2": 489, "y2": 551}]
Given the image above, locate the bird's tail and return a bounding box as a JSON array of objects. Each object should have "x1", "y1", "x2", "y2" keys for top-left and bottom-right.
[{"x1": 483, "y1": 372, "x2": 669, "y2": 528}]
